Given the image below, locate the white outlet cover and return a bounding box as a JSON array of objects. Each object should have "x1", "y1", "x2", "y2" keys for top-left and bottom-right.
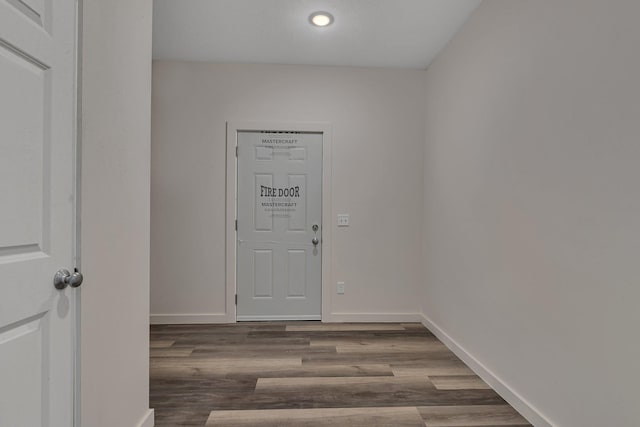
[
  {"x1": 337, "y1": 281, "x2": 345, "y2": 294},
  {"x1": 337, "y1": 214, "x2": 349, "y2": 227}
]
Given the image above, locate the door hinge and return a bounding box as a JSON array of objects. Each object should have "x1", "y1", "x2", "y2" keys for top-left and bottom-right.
[
  {"x1": 235, "y1": 146, "x2": 238, "y2": 157},
  {"x1": 235, "y1": 219, "x2": 237, "y2": 230},
  {"x1": 235, "y1": 294, "x2": 237, "y2": 305}
]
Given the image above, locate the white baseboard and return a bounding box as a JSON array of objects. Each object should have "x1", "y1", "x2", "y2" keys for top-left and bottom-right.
[
  {"x1": 150, "y1": 313, "x2": 232, "y2": 324},
  {"x1": 152, "y1": 312, "x2": 425, "y2": 324},
  {"x1": 420, "y1": 314, "x2": 553, "y2": 427},
  {"x1": 237, "y1": 315, "x2": 321, "y2": 321},
  {"x1": 328, "y1": 313, "x2": 423, "y2": 323},
  {"x1": 135, "y1": 409, "x2": 154, "y2": 427}
]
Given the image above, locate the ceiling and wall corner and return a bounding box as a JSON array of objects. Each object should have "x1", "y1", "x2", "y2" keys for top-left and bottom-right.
[{"x1": 152, "y1": 0, "x2": 481, "y2": 68}]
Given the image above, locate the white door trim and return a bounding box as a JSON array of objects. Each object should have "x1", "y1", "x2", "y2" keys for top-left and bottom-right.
[
  {"x1": 226, "y1": 121, "x2": 332, "y2": 323},
  {"x1": 74, "y1": 2, "x2": 83, "y2": 425}
]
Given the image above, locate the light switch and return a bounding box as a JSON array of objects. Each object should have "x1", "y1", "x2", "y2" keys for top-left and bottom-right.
[{"x1": 337, "y1": 214, "x2": 350, "y2": 227}]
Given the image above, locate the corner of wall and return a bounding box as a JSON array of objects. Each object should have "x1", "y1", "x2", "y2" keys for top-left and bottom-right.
[{"x1": 419, "y1": 313, "x2": 552, "y2": 427}]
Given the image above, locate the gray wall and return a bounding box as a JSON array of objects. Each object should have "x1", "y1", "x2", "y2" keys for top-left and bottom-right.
[
  {"x1": 422, "y1": 1, "x2": 640, "y2": 425},
  {"x1": 81, "y1": 0, "x2": 153, "y2": 425},
  {"x1": 151, "y1": 62, "x2": 426, "y2": 323}
]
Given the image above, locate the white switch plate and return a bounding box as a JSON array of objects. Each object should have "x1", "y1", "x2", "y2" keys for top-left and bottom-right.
[
  {"x1": 337, "y1": 214, "x2": 350, "y2": 227},
  {"x1": 337, "y1": 282, "x2": 345, "y2": 294}
]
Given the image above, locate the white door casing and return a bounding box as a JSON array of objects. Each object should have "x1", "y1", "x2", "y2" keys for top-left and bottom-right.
[
  {"x1": 237, "y1": 131, "x2": 323, "y2": 320},
  {"x1": 0, "y1": 1, "x2": 78, "y2": 426}
]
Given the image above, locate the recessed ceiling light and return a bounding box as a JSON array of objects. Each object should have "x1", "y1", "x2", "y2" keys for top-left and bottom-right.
[{"x1": 309, "y1": 11, "x2": 334, "y2": 27}]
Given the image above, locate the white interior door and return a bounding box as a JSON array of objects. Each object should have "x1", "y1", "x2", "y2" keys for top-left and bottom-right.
[
  {"x1": 237, "y1": 131, "x2": 322, "y2": 321},
  {"x1": 0, "y1": 1, "x2": 78, "y2": 426}
]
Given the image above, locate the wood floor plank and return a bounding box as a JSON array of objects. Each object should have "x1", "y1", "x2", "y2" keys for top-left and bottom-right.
[
  {"x1": 392, "y1": 364, "x2": 476, "y2": 377},
  {"x1": 255, "y1": 375, "x2": 435, "y2": 391},
  {"x1": 188, "y1": 343, "x2": 316, "y2": 352},
  {"x1": 206, "y1": 389, "x2": 506, "y2": 411},
  {"x1": 171, "y1": 336, "x2": 311, "y2": 346},
  {"x1": 151, "y1": 378, "x2": 257, "y2": 409},
  {"x1": 247, "y1": 330, "x2": 433, "y2": 341},
  {"x1": 286, "y1": 323, "x2": 407, "y2": 332},
  {"x1": 334, "y1": 342, "x2": 449, "y2": 353},
  {"x1": 310, "y1": 336, "x2": 443, "y2": 346},
  {"x1": 150, "y1": 347, "x2": 194, "y2": 358},
  {"x1": 152, "y1": 362, "x2": 393, "y2": 380},
  {"x1": 301, "y1": 350, "x2": 460, "y2": 366},
  {"x1": 151, "y1": 357, "x2": 302, "y2": 377},
  {"x1": 226, "y1": 364, "x2": 394, "y2": 379},
  {"x1": 310, "y1": 340, "x2": 443, "y2": 349},
  {"x1": 150, "y1": 340, "x2": 175, "y2": 348},
  {"x1": 206, "y1": 407, "x2": 425, "y2": 427},
  {"x1": 153, "y1": 323, "x2": 286, "y2": 333},
  {"x1": 430, "y1": 376, "x2": 491, "y2": 390},
  {"x1": 189, "y1": 346, "x2": 337, "y2": 358},
  {"x1": 151, "y1": 376, "x2": 257, "y2": 391},
  {"x1": 418, "y1": 405, "x2": 531, "y2": 426},
  {"x1": 153, "y1": 406, "x2": 212, "y2": 426}
]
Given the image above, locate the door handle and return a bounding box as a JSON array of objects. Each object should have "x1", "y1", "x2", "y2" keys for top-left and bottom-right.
[
  {"x1": 311, "y1": 224, "x2": 319, "y2": 246},
  {"x1": 53, "y1": 269, "x2": 84, "y2": 290}
]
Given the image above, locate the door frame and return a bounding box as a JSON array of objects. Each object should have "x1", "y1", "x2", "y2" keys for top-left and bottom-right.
[
  {"x1": 74, "y1": 1, "x2": 83, "y2": 425},
  {"x1": 225, "y1": 121, "x2": 333, "y2": 322}
]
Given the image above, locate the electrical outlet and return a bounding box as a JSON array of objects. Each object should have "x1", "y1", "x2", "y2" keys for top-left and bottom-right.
[
  {"x1": 337, "y1": 281, "x2": 345, "y2": 294},
  {"x1": 337, "y1": 214, "x2": 350, "y2": 227}
]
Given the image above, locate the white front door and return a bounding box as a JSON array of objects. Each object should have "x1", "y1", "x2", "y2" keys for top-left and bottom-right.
[
  {"x1": 237, "y1": 131, "x2": 322, "y2": 321},
  {"x1": 0, "y1": 1, "x2": 77, "y2": 426}
]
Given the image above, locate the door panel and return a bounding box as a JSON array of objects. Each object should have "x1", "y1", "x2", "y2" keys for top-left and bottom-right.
[
  {"x1": 0, "y1": 313, "x2": 47, "y2": 426},
  {"x1": 253, "y1": 249, "x2": 274, "y2": 298},
  {"x1": 287, "y1": 250, "x2": 307, "y2": 297},
  {"x1": 254, "y1": 174, "x2": 274, "y2": 231},
  {"x1": 287, "y1": 174, "x2": 306, "y2": 231},
  {"x1": 0, "y1": 43, "x2": 46, "y2": 249},
  {"x1": 0, "y1": 0, "x2": 76, "y2": 425},
  {"x1": 237, "y1": 131, "x2": 322, "y2": 320}
]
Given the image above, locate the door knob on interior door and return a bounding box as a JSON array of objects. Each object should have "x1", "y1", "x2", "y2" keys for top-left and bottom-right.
[
  {"x1": 53, "y1": 269, "x2": 84, "y2": 290},
  {"x1": 312, "y1": 237, "x2": 319, "y2": 246}
]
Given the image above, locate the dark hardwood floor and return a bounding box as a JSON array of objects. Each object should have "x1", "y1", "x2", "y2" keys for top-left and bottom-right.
[{"x1": 150, "y1": 322, "x2": 532, "y2": 426}]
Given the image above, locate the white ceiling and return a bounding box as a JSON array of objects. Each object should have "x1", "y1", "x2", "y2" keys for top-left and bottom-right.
[{"x1": 152, "y1": 0, "x2": 481, "y2": 69}]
